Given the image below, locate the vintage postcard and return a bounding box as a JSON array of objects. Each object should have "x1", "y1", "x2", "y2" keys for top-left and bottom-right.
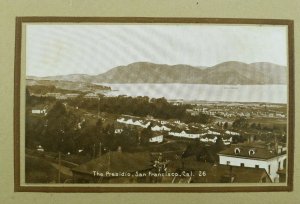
[{"x1": 14, "y1": 17, "x2": 294, "y2": 192}]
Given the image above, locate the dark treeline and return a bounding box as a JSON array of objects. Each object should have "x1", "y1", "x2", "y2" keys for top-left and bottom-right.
[
  {"x1": 28, "y1": 85, "x2": 82, "y2": 95},
  {"x1": 26, "y1": 88, "x2": 56, "y2": 106},
  {"x1": 231, "y1": 117, "x2": 287, "y2": 143},
  {"x1": 26, "y1": 102, "x2": 159, "y2": 157},
  {"x1": 232, "y1": 117, "x2": 287, "y2": 132},
  {"x1": 25, "y1": 100, "x2": 135, "y2": 156},
  {"x1": 68, "y1": 96, "x2": 211, "y2": 124},
  {"x1": 25, "y1": 90, "x2": 211, "y2": 156}
]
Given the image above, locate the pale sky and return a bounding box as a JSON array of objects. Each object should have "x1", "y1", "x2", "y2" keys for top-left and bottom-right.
[{"x1": 26, "y1": 24, "x2": 288, "y2": 77}]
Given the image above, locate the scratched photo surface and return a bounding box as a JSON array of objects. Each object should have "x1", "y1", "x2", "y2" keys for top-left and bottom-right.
[{"x1": 24, "y1": 23, "x2": 289, "y2": 185}]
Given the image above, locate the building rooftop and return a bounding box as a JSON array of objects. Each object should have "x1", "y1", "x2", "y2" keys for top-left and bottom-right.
[
  {"x1": 72, "y1": 151, "x2": 153, "y2": 175},
  {"x1": 218, "y1": 144, "x2": 285, "y2": 160},
  {"x1": 167, "y1": 157, "x2": 271, "y2": 183}
]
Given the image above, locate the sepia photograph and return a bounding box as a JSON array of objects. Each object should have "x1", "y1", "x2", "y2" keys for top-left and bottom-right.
[{"x1": 14, "y1": 17, "x2": 294, "y2": 192}]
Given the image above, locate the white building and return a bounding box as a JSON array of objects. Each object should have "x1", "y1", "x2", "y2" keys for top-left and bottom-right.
[
  {"x1": 31, "y1": 107, "x2": 47, "y2": 115},
  {"x1": 116, "y1": 118, "x2": 150, "y2": 128},
  {"x1": 159, "y1": 121, "x2": 168, "y2": 125},
  {"x1": 199, "y1": 135, "x2": 218, "y2": 143},
  {"x1": 114, "y1": 128, "x2": 123, "y2": 134},
  {"x1": 65, "y1": 93, "x2": 80, "y2": 99},
  {"x1": 168, "y1": 99, "x2": 183, "y2": 106},
  {"x1": 222, "y1": 137, "x2": 233, "y2": 145},
  {"x1": 149, "y1": 135, "x2": 164, "y2": 143},
  {"x1": 225, "y1": 130, "x2": 240, "y2": 136},
  {"x1": 218, "y1": 145, "x2": 287, "y2": 182},
  {"x1": 200, "y1": 137, "x2": 210, "y2": 143},
  {"x1": 151, "y1": 125, "x2": 171, "y2": 132},
  {"x1": 36, "y1": 145, "x2": 44, "y2": 152},
  {"x1": 199, "y1": 135, "x2": 232, "y2": 145},
  {"x1": 168, "y1": 131, "x2": 200, "y2": 139},
  {"x1": 84, "y1": 93, "x2": 99, "y2": 99},
  {"x1": 207, "y1": 130, "x2": 221, "y2": 135}
]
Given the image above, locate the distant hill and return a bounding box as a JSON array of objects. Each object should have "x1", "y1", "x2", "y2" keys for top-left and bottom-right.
[
  {"x1": 27, "y1": 61, "x2": 287, "y2": 85},
  {"x1": 27, "y1": 74, "x2": 93, "y2": 82},
  {"x1": 26, "y1": 79, "x2": 111, "y2": 92}
]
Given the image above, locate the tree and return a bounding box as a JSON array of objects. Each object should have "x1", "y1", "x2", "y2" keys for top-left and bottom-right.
[
  {"x1": 215, "y1": 135, "x2": 225, "y2": 152},
  {"x1": 95, "y1": 119, "x2": 103, "y2": 141},
  {"x1": 26, "y1": 88, "x2": 31, "y2": 104},
  {"x1": 223, "y1": 122, "x2": 228, "y2": 129},
  {"x1": 257, "y1": 123, "x2": 262, "y2": 130},
  {"x1": 46, "y1": 101, "x2": 67, "y2": 119},
  {"x1": 250, "y1": 123, "x2": 257, "y2": 129},
  {"x1": 68, "y1": 96, "x2": 211, "y2": 124},
  {"x1": 102, "y1": 124, "x2": 116, "y2": 150},
  {"x1": 41, "y1": 101, "x2": 78, "y2": 153},
  {"x1": 232, "y1": 117, "x2": 248, "y2": 129},
  {"x1": 140, "y1": 123, "x2": 153, "y2": 145},
  {"x1": 116, "y1": 127, "x2": 139, "y2": 150}
]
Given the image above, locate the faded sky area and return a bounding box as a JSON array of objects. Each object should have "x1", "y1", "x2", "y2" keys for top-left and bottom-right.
[{"x1": 26, "y1": 24, "x2": 288, "y2": 77}]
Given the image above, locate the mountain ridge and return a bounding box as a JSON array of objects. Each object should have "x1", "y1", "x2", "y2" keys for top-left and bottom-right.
[{"x1": 27, "y1": 61, "x2": 287, "y2": 85}]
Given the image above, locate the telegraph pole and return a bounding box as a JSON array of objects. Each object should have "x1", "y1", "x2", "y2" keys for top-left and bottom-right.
[
  {"x1": 97, "y1": 97, "x2": 100, "y2": 119},
  {"x1": 97, "y1": 97, "x2": 102, "y2": 158},
  {"x1": 58, "y1": 151, "x2": 61, "y2": 183},
  {"x1": 99, "y1": 142, "x2": 102, "y2": 157},
  {"x1": 108, "y1": 150, "x2": 111, "y2": 172},
  {"x1": 93, "y1": 144, "x2": 96, "y2": 158}
]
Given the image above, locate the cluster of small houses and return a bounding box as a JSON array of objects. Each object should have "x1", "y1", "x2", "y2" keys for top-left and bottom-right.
[
  {"x1": 185, "y1": 107, "x2": 286, "y2": 119},
  {"x1": 115, "y1": 116, "x2": 241, "y2": 145},
  {"x1": 30, "y1": 102, "x2": 287, "y2": 184}
]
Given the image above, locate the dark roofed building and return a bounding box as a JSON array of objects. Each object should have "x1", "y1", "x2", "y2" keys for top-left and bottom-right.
[
  {"x1": 219, "y1": 145, "x2": 277, "y2": 160},
  {"x1": 166, "y1": 157, "x2": 271, "y2": 183},
  {"x1": 218, "y1": 143, "x2": 287, "y2": 182}
]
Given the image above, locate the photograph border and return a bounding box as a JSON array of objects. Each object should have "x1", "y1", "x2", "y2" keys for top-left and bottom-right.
[{"x1": 14, "y1": 17, "x2": 295, "y2": 193}]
